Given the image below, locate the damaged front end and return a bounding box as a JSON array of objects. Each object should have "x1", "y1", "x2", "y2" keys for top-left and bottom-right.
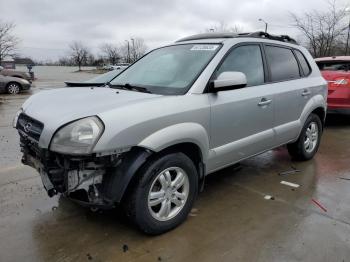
[{"x1": 16, "y1": 113, "x2": 150, "y2": 209}]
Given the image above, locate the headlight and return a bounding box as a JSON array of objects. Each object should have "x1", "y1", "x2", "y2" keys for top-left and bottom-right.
[
  {"x1": 50, "y1": 116, "x2": 104, "y2": 155},
  {"x1": 20, "y1": 78, "x2": 30, "y2": 84}
]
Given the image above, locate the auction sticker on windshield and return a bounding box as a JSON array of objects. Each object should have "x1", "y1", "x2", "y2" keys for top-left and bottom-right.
[{"x1": 190, "y1": 45, "x2": 219, "y2": 51}]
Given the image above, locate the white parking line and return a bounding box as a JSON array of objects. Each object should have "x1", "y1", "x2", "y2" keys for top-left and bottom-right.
[{"x1": 280, "y1": 180, "x2": 300, "y2": 188}]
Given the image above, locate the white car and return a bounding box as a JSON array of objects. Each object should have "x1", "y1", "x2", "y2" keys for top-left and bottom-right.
[{"x1": 103, "y1": 64, "x2": 130, "y2": 71}]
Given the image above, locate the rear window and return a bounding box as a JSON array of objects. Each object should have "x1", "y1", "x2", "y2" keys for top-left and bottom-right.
[
  {"x1": 265, "y1": 45, "x2": 300, "y2": 82},
  {"x1": 316, "y1": 61, "x2": 350, "y2": 71},
  {"x1": 294, "y1": 50, "x2": 311, "y2": 76}
]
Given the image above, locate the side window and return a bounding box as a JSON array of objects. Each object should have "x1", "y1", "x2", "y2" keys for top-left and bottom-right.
[
  {"x1": 216, "y1": 45, "x2": 265, "y2": 86},
  {"x1": 265, "y1": 46, "x2": 300, "y2": 82},
  {"x1": 294, "y1": 50, "x2": 311, "y2": 76}
]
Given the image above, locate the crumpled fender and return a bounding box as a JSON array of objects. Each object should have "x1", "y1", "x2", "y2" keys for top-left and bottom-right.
[{"x1": 102, "y1": 147, "x2": 152, "y2": 203}]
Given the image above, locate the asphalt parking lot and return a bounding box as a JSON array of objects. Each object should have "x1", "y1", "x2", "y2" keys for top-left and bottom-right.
[{"x1": 1, "y1": 86, "x2": 350, "y2": 261}]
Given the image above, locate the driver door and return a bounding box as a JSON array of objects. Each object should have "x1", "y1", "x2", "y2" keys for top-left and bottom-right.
[{"x1": 208, "y1": 44, "x2": 275, "y2": 172}]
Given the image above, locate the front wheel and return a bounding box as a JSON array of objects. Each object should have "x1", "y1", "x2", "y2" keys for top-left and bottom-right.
[
  {"x1": 124, "y1": 152, "x2": 198, "y2": 235},
  {"x1": 287, "y1": 113, "x2": 322, "y2": 161}
]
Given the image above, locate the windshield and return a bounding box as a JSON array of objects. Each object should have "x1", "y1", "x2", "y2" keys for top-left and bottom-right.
[
  {"x1": 316, "y1": 61, "x2": 350, "y2": 71},
  {"x1": 85, "y1": 70, "x2": 122, "y2": 83},
  {"x1": 110, "y1": 44, "x2": 221, "y2": 95}
]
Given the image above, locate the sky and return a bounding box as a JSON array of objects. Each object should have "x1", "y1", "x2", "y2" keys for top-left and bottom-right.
[{"x1": 0, "y1": 0, "x2": 348, "y2": 61}]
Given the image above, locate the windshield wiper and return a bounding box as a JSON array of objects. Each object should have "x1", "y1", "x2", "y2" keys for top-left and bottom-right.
[{"x1": 110, "y1": 83, "x2": 152, "y2": 93}]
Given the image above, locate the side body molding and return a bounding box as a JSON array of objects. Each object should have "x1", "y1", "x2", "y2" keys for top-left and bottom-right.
[{"x1": 138, "y1": 122, "x2": 210, "y2": 161}]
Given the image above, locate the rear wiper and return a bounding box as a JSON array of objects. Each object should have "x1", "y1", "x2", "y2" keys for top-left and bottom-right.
[{"x1": 111, "y1": 83, "x2": 152, "y2": 93}]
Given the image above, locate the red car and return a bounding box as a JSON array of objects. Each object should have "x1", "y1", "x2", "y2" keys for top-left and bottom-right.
[{"x1": 315, "y1": 56, "x2": 350, "y2": 112}]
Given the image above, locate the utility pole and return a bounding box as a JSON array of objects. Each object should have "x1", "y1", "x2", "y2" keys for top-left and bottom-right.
[
  {"x1": 125, "y1": 40, "x2": 130, "y2": 63},
  {"x1": 131, "y1": 38, "x2": 135, "y2": 62},
  {"x1": 258, "y1": 18, "x2": 268, "y2": 33}
]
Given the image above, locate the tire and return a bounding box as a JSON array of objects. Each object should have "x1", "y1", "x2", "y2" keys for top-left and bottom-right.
[
  {"x1": 6, "y1": 82, "x2": 21, "y2": 94},
  {"x1": 124, "y1": 152, "x2": 198, "y2": 235},
  {"x1": 287, "y1": 113, "x2": 322, "y2": 161}
]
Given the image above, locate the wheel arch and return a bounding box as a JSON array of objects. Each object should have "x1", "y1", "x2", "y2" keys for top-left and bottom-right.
[
  {"x1": 105, "y1": 141, "x2": 206, "y2": 204},
  {"x1": 311, "y1": 107, "x2": 326, "y2": 129},
  {"x1": 138, "y1": 122, "x2": 210, "y2": 161},
  {"x1": 299, "y1": 95, "x2": 326, "y2": 129},
  {"x1": 12, "y1": 75, "x2": 24, "y2": 79}
]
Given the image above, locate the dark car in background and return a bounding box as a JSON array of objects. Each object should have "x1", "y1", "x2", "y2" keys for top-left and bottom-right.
[
  {"x1": 0, "y1": 74, "x2": 31, "y2": 94},
  {"x1": 64, "y1": 69, "x2": 124, "y2": 87}
]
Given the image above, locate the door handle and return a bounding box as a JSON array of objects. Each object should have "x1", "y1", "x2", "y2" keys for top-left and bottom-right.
[
  {"x1": 302, "y1": 90, "x2": 311, "y2": 96},
  {"x1": 258, "y1": 98, "x2": 272, "y2": 106}
]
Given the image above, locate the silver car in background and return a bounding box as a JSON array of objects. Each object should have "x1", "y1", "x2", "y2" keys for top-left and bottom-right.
[
  {"x1": 14, "y1": 32, "x2": 327, "y2": 234},
  {"x1": 0, "y1": 74, "x2": 31, "y2": 94}
]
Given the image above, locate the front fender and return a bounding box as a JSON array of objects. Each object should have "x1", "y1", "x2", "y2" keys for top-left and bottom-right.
[{"x1": 138, "y1": 122, "x2": 210, "y2": 161}]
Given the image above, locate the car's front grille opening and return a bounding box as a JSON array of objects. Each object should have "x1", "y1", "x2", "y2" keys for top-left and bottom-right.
[{"x1": 16, "y1": 113, "x2": 44, "y2": 142}]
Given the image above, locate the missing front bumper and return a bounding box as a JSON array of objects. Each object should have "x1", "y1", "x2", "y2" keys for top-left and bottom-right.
[{"x1": 21, "y1": 146, "x2": 119, "y2": 208}]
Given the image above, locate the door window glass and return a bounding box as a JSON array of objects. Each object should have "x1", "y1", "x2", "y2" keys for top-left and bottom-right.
[
  {"x1": 265, "y1": 46, "x2": 300, "y2": 81},
  {"x1": 216, "y1": 45, "x2": 265, "y2": 86}
]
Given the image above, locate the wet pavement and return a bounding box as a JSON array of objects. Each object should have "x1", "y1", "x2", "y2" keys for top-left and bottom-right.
[{"x1": 1, "y1": 86, "x2": 350, "y2": 261}]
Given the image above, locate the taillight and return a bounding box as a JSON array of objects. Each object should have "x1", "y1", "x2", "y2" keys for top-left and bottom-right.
[
  {"x1": 334, "y1": 79, "x2": 348, "y2": 85},
  {"x1": 329, "y1": 78, "x2": 350, "y2": 88}
]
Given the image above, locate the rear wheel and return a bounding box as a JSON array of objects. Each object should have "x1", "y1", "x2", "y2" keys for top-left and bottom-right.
[
  {"x1": 7, "y1": 82, "x2": 20, "y2": 94},
  {"x1": 124, "y1": 152, "x2": 198, "y2": 235},
  {"x1": 287, "y1": 113, "x2": 322, "y2": 161}
]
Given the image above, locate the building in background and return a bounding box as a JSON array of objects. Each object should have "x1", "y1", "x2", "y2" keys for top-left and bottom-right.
[{"x1": 1, "y1": 56, "x2": 15, "y2": 69}]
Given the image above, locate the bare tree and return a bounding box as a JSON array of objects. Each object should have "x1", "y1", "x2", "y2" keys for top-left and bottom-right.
[
  {"x1": 69, "y1": 41, "x2": 89, "y2": 71},
  {"x1": 100, "y1": 43, "x2": 120, "y2": 65},
  {"x1": 119, "y1": 38, "x2": 147, "y2": 63},
  {"x1": 206, "y1": 21, "x2": 244, "y2": 33},
  {"x1": 0, "y1": 21, "x2": 19, "y2": 63},
  {"x1": 290, "y1": 0, "x2": 348, "y2": 57},
  {"x1": 58, "y1": 56, "x2": 72, "y2": 66},
  {"x1": 130, "y1": 38, "x2": 148, "y2": 62}
]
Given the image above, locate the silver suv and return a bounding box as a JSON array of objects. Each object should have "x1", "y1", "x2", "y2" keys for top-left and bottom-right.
[{"x1": 14, "y1": 32, "x2": 327, "y2": 234}]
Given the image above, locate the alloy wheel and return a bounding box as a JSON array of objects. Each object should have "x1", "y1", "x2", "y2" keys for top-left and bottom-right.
[
  {"x1": 7, "y1": 83, "x2": 20, "y2": 94},
  {"x1": 148, "y1": 167, "x2": 190, "y2": 221},
  {"x1": 304, "y1": 122, "x2": 318, "y2": 153}
]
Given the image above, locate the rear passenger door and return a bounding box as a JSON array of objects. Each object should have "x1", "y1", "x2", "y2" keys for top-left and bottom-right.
[{"x1": 264, "y1": 45, "x2": 309, "y2": 145}]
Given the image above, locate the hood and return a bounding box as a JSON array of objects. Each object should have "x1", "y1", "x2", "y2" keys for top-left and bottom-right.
[
  {"x1": 23, "y1": 87, "x2": 160, "y2": 122},
  {"x1": 22, "y1": 87, "x2": 161, "y2": 147}
]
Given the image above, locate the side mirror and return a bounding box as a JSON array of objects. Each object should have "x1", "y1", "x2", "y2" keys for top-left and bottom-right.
[{"x1": 212, "y1": 71, "x2": 247, "y2": 92}]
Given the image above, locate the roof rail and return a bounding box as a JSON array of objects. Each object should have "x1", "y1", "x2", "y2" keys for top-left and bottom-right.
[
  {"x1": 176, "y1": 31, "x2": 298, "y2": 45},
  {"x1": 245, "y1": 31, "x2": 298, "y2": 44}
]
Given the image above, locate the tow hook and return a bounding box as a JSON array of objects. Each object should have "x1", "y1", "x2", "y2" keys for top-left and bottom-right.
[{"x1": 47, "y1": 188, "x2": 57, "y2": 197}]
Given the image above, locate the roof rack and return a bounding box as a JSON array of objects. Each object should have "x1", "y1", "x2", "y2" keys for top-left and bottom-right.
[{"x1": 176, "y1": 31, "x2": 298, "y2": 45}]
